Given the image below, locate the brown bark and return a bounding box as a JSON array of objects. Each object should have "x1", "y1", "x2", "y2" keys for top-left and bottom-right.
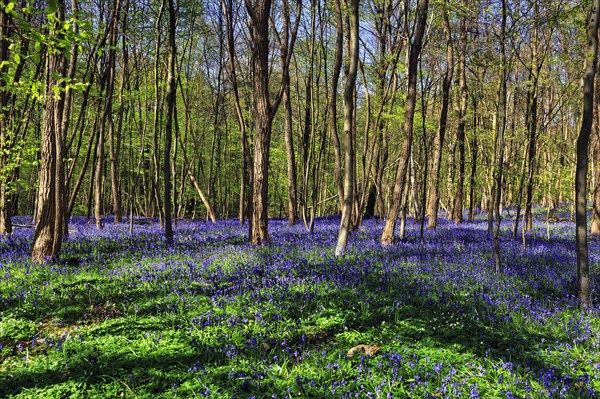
[
  {"x1": 427, "y1": 1, "x2": 453, "y2": 229},
  {"x1": 493, "y1": 0, "x2": 508, "y2": 273},
  {"x1": 108, "y1": 0, "x2": 123, "y2": 224},
  {"x1": 576, "y1": 0, "x2": 600, "y2": 308},
  {"x1": 222, "y1": 0, "x2": 252, "y2": 226},
  {"x1": 164, "y1": 0, "x2": 176, "y2": 244},
  {"x1": 0, "y1": 7, "x2": 12, "y2": 235},
  {"x1": 246, "y1": 0, "x2": 300, "y2": 245},
  {"x1": 247, "y1": 0, "x2": 273, "y2": 245},
  {"x1": 381, "y1": 0, "x2": 429, "y2": 245},
  {"x1": 335, "y1": 0, "x2": 359, "y2": 256},
  {"x1": 525, "y1": 0, "x2": 541, "y2": 233},
  {"x1": 592, "y1": 39, "x2": 600, "y2": 235},
  {"x1": 330, "y1": 0, "x2": 344, "y2": 210},
  {"x1": 453, "y1": 6, "x2": 468, "y2": 224},
  {"x1": 279, "y1": 0, "x2": 298, "y2": 226},
  {"x1": 32, "y1": 1, "x2": 68, "y2": 263}
]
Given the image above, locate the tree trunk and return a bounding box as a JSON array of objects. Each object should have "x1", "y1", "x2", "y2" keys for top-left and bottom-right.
[
  {"x1": 381, "y1": 0, "x2": 429, "y2": 245},
  {"x1": 0, "y1": 7, "x2": 12, "y2": 234},
  {"x1": 468, "y1": 95, "x2": 478, "y2": 222},
  {"x1": 575, "y1": 0, "x2": 600, "y2": 308},
  {"x1": 592, "y1": 43, "x2": 600, "y2": 235},
  {"x1": 525, "y1": 0, "x2": 541, "y2": 232},
  {"x1": 164, "y1": 0, "x2": 176, "y2": 244},
  {"x1": 493, "y1": 0, "x2": 508, "y2": 273},
  {"x1": 246, "y1": 0, "x2": 300, "y2": 245},
  {"x1": 108, "y1": 0, "x2": 122, "y2": 224},
  {"x1": 280, "y1": 0, "x2": 298, "y2": 226},
  {"x1": 335, "y1": 0, "x2": 359, "y2": 256},
  {"x1": 32, "y1": 0, "x2": 68, "y2": 263},
  {"x1": 330, "y1": 0, "x2": 344, "y2": 210},
  {"x1": 453, "y1": 7, "x2": 468, "y2": 224},
  {"x1": 427, "y1": 1, "x2": 453, "y2": 229}
]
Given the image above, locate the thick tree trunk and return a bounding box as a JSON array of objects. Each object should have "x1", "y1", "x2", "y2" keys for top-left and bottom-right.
[
  {"x1": 246, "y1": 0, "x2": 300, "y2": 244},
  {"x1": 576, "y1": 0, "x2": 600, "y2": 308},
  {"x1": 248, "y1": 0, "x2": 273, "y2": 245},
  {"x1": 32, "y1": 1, "x2": 68, "y2": 263},
  {"x1": 335, "y1": 0, "x2": 359, "y2": 256},
  {"x1": 427, "y1": 2, "x2": 453, "y2": 229},
  {"x1": 381, "y1": 0, "x2": 429, "y2": 245}
]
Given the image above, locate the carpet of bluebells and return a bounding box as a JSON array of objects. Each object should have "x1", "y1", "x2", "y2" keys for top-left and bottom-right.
[{"x1": 0, "y1": 212, "x2": 599, "y2": 398}]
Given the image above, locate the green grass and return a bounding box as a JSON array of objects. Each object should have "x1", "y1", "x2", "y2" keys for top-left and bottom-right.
[{"x1": 0, "y1": 217, "x2": 599, "y2": 398}]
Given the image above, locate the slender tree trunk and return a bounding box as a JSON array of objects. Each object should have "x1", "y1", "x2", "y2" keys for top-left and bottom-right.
[
  {"x1": 335, "y1": 0, "x2": 359, "y2": 256},
  {"x1": 453, "y1": 8, "x2": 468, "y2": 224},
  {"x1": 330, "y1": 0, "x2": 344, "y2": 210},
  {"x1": 0, "y1": 7, "x2": 12, "y2": 234},
  {"x1": 280, "y1": 0, "x2": 298, "y2": 226},
  {"x1": 493, "y1": 0, "x2": 508, "y2": 273},
  {"x1": 525, "y1": 1, "x2": 541, "y2": 232},
  {"x1": 592, "y1": 43, "x2": 600, "y2": 235},
  {"x1": 576, "y1": 0, "x2": 600, "y2": 308},
  {"x1": 222, "y1": 0, "x2": 251, "y2": 226},
  {"x1": 164, "y1": 0, "x2": 176, "y2": 244},
  {"x1": 468, "y1": 95, "x2": 478, "y2": 222},
  {"x1": 108, "y1": 0, "x2": 122, "y2": 223},
  {"x1": 381, "y1": 0, "x2": 429, "y2": 245},
  {"x1": 427, "y1": 1, "x2": 453, "y2": 229},
  {"x1": 32, "y1": 1, "x2": 68, "y2": 263}
]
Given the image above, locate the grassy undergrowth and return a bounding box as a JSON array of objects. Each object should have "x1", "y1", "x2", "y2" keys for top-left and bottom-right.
[{"x1": 0, "y1": 214, "x2": 599, "y2": 398}]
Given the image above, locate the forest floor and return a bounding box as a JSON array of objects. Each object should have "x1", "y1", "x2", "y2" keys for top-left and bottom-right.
[{"x1": 0, "y1": 210, "x2": 599, "y2": 398}]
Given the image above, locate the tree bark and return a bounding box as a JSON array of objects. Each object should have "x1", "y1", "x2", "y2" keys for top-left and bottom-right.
[
  {"x1": 330, "y1": 0, "x2": 344, "y2": 210},
  {"x1": 0, "y1": 6, "x2": 12, "y2": 234},
  {"x1": 575, "y1": 0, "x2": 600, "y2": 308},
  {"x1": 32, "y1": 0, "x2": 69, "y2": 263},
  {"x1": 335, "y1": 0, "x2": 359, "y2": 256},
  {"x1": 427, "y1": 1, "x2": 453, "y2": 229},
  {"x1": 592, "y1": 38, "x2": 600, "y2": 235},
  {"x1": 108, "y1": 0, "x2": 123, "y2": 224},
  {"x1": 493, "y1": 0, "x2": 508, "y2": 273},
  {"x1": 246, "y1": 0, "x2": 300, "y2": 245},
  {"x1": 453, "y1": 6, "x2": 468, "y2": 224},
  {"x1": 164, "y1": 0, "x2": 176, "y2": 244},
  {"x1": 381, "y1": 0, "x2": 429, "y2": 245}
]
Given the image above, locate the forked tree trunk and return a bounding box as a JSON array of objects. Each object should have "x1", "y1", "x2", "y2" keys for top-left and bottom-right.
[
  {"x1": 575, "y1": 0, "x2": 600, "y2": 308},
  {"x1": 381, "y1": 0, "x2": 429, "y2": 245},
  {"x1": 32, "y1": 0, "x2": 68, "y2": 263},
  {"x1": 246, "y1": 0, "x2": 300, "y2": 245}
]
